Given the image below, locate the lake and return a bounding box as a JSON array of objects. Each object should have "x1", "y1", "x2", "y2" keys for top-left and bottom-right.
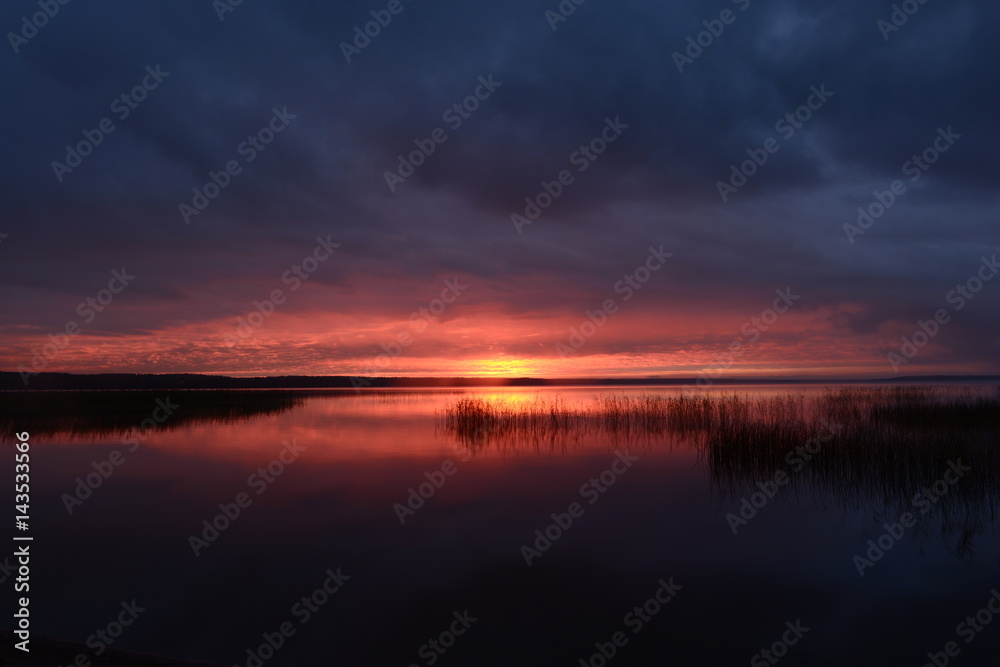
[{"x1": 6, "y1": 384, "x2": 1000, "y2": 666}]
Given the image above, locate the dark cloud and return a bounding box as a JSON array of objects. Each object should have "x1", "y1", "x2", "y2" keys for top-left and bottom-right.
[{"x1": 0, "y1": 0, "x2": 997, "y2": 375}]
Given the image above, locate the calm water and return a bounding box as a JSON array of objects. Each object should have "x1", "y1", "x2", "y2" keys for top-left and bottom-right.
[{"x1": 8, "y1": 385, "x2": 1000, "y2": 666}]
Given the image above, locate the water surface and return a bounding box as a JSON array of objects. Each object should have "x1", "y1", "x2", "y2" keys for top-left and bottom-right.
[{"x1": 8, "y1": 385, "x2": 1000, "y2": 666}]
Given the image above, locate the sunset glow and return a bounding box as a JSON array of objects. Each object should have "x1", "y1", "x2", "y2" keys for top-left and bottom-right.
[
  {"x1": 2, "y1": 3, "x2": 997, "y2": 384},
  {"x1": 3, "y1": 2, "x2": 999, "y2": 665}
]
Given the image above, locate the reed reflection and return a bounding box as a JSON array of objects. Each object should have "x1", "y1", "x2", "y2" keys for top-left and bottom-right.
[{"x1": 442, "y1": 386, "x2": 1000, "y2": 555}]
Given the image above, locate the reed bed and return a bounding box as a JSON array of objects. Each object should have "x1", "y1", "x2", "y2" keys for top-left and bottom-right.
[
  {"x1": 708, "y1": 390, "x2": 1000, "y2": 513},
  {"x1": 445, "y1": 392, "x2": 716, "y2": 443},
  {"x1": 444, "y1": 391, "x2": 814, "y2": 444},
  {"x1": 443, "y1": 386, "x2": 1000, "y2": 550}
]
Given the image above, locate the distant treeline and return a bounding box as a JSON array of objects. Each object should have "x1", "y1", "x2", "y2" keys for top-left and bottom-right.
[{"x1": 2, "y1": 371, "x2": 998, "y2": 391}]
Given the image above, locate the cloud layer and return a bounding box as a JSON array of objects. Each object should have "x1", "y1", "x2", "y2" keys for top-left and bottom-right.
[{"x1": 1, "y1": 0, "x2": 997, "y2": 378}]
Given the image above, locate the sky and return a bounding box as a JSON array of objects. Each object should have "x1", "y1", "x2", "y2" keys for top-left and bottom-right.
[{"x1": 1, "y1": 0, "x2": 998, "y2": 380}]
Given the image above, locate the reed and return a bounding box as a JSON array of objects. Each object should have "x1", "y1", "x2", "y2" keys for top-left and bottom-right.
[{"x1": 443, "y1": 386, "x2": 1000, "y2": 553}]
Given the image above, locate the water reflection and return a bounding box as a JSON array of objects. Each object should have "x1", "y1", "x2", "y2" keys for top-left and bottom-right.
[
  {"x1": 440, "y1": 386, "x2": 1000, "y2": 557},
  {"x1": 0, "y1": 389, "x2": 307, "y2": 442},
  {"x1": 7, "y1": 385, "x2": 999, "y2": 551},
  {"x1": 8, "y1": 384, "x2": 1000, "y2": 665}
]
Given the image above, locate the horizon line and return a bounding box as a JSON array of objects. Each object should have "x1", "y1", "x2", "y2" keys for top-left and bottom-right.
[{"x1": 3, "y1": 370, "x2": 999, "y2": 392}]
